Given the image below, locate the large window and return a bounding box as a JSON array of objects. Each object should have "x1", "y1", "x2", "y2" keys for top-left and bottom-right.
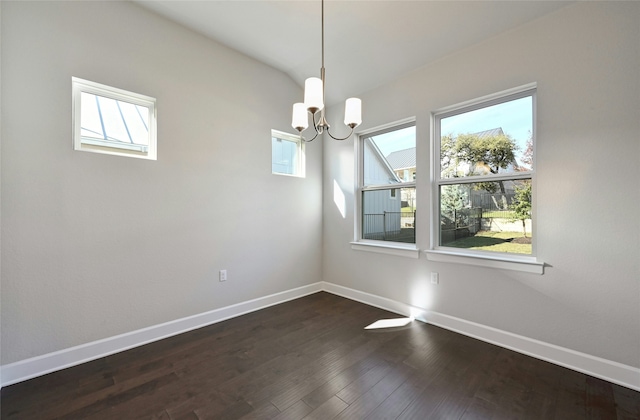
[
  {"x1": 433, "y1": 85, "x2": 535, "y2": 256},
  {"x1": 72, "y1": 77, "x2": 157, "y2": 160},
  {"x1": 357, "y1": 121, "x2": 416, "y2": 244},
  {"x1": 272, "y1": 129, "x2": 305, "y2": 177}
]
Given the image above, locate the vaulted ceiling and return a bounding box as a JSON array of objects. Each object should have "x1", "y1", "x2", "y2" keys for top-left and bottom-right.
[{"x1": 134, "y1": 1, "x2": 572, "y2": 104}]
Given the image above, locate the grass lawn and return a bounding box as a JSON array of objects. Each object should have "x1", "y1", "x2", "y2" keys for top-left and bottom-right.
[{"x1": 443, "y1": 230, "x2": 531, "y2": 254}]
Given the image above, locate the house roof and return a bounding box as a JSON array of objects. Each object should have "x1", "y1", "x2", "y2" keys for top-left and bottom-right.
[
  {"x1": 474, "y1": 127, "x2": 505, "y2": 139},
  {"x1": 386, "y1": 148, "x2": 416, "y2": 171}
]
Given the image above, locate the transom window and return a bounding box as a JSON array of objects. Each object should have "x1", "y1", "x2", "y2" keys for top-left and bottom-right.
[
  {"x1": 433, "y1": 84, "x2": 535, "y2": 256},
  {"x1": 357, "y1": 121, "x2": 416, "y2": 244},
  {"x1": 72, "y1": 77, "x2": 157, "y2": 160},
  {"x1": 271, "y1": 130, "x2": 305, "y2": 177}
]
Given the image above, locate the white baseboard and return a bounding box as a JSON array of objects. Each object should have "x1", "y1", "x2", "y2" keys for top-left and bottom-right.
[
  {"x1": 322, "y1": 281, "x2": 640, "y2": 392},
  {"x1": 3, "y1": 281, "x2": 639, "y2": 393},
  {"x1": 0, "y1": 282, "x2": 322, "y2": 388}
]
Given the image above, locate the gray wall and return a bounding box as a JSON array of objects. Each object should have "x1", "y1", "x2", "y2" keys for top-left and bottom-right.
[
  {"x1": 2, "y1": 0, "x2": 639, "y2": 374},
  {"x1": 1, "y1": 1, "x2": 323, "y2": 365},
  {"x1": 323, "y1": 1, "x2": 640, "y2": 368}
]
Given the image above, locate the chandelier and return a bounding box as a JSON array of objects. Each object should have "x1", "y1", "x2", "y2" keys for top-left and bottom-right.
[{"x1": 291, "y1": 0, "x2": 362, "y2": 142}]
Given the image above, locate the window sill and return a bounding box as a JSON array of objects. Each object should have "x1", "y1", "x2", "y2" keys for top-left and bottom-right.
[
  {"x1": 424, "y1": 249, "x2": 544, "y2": 274},
  {"x1": 271, "y1": 172, "x2": 305, "y2": 178},
  {"x1": 351, "y1": 242, "x2": 420, "y2": 259}
]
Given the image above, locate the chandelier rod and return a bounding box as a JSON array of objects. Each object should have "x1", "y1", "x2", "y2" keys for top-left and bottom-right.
[
  {"x1": 318, "y1": 0, "x2": 354, "y2": 141},
  {"x1": 321, "y1": 0, "x2": 325, "y2": 70},
  {"x1": 320, "y1": 0, "x2": 326, "y2": 118}
]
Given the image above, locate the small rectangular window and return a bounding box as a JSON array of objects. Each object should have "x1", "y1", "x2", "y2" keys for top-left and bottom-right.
[
  {"x1": 434, "y1": 85, "x2": 535, "y2": 255},
  {"x1": 72, "y1": 77, "x2": 157, "y2": 160},
  {"x1": 272, "y1": 130, "x2": 305, "y2": 177},
  {"x1": 357, "y1": 121, "x2": 416, "y2": 244}
]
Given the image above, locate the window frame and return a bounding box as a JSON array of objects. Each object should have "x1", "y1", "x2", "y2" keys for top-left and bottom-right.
[
  {"x1": 72, "y1": 77, "x2": 157, "y2": 160},
  {"x1": 428, "y1": 83, "x2": 544, "y2": 274},
  {"x1": 271, "y1": 129, "x2": 305, "y2": 178},
  {"x1": 352, "y1": 118, "x2": 419, "y2": 257}
]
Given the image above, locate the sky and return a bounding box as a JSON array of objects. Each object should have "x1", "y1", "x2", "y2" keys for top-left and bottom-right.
[
  {"x1": 369, "y1": 96, "x2": 532, "y2": 165},
  {"x1": 441, "y1": 96, "x2": 532, "y2": 162},
  {"x1": 371, "y1": 126, "x2": 416, "y2": 157}
]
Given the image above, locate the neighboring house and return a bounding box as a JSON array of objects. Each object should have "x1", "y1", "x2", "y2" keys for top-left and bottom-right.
[
  {"x1": 385, "y1": 147, "x2": 416, "y2": 183},
  {"x1": 385, "y1": 147, "x2": 416, "y2": 210},
  {"x1": 362, "y1": 139, "x2": 402, "y2": 239},
  {"x1": 363, "y1": 138, "x2": 400, "y2": 186}
]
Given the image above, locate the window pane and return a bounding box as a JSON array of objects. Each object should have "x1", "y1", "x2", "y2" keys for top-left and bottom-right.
[
  {"x1": 362, "y1": 187, "x2": 416, "y2": 243},
  {"x1": 80, "y1": 92, "x2": 105, "y2": 140},
  {"x1": 363, "y1": 126, "x2": 415, "y2": 187},
  {"x1": 80, "y1": 92, "x2": 150, "y2": 146},
  {"x1": 271, "y1": 132, "x2": 303, "y2": 177},
  {"x1": 120, "y1": 102, "x2": 150, "y2": 146},
  {"x1": 440, "y1": 96, "x2": 533, "y2": 179},
  {"x1": 439, "y1": 179, "x2": 531, "y2": 254}
]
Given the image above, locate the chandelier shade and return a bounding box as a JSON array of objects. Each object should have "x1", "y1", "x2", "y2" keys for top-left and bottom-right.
[
  {"x1": 344, "y1": 98, "x2": 362, "y2": 128},
  {"x1": 304, "y1": 77, "x2": 324, "y2": 113},
  {"x1": 291, "y1": 103, "x2": 309, "y2": 132}
]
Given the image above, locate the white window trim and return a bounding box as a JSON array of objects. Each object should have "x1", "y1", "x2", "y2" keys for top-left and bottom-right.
[
  {"x1": 430, "y1": 83, "x2": 544, "y2": 274},
  {"x1": 353, "y1": 118, "x2": 418, "y2": 253},
  {"x1": 271, "y1": 129, "x2": 305, "y2": 178},
  {"x1": 72, "y1": 77, "x2": 157, "y2": 160},
  {"x1": 351, "y1": 241, "x2": 419, "y2": 259},
  {"x1": 424, "y1": 249, "x2": 544, "y2": 274}
]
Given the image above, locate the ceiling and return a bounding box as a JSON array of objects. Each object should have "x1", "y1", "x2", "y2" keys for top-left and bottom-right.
[{"x1": 134, "y1": 0, "x2": 572, "y2": 105}]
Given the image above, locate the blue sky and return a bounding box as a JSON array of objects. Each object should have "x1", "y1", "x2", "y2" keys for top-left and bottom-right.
[
  {"x1": 372, "y1": 126, "x2": 416, "y2": 157},
  {"x1": 441, "y1": 96, "x2": 532, "y2": 162},
  {"x1": 371, "y1": 96, "x2": 532, "y2": 164}
]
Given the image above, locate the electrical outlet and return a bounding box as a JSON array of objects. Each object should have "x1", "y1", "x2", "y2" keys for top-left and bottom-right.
[
  {"x1": 430, "y1": 272, "x2": 439, "y2": 285},
  {"x1": 219, "y1": 269, "x2": 227, "y2": 282}
]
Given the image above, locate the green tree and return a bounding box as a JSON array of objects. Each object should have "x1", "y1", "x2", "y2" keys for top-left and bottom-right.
[
  {"x1": 452, "y1": 133, "x2": 518, "y2": 193},
  {"x1": 440, "y1": 134, "x2": 458, "y2": 177},
  {"x1": 441, "y1": 184, "x2": 469, "y2": 228},
  {"x1": 510, "y1": 181, "x2": 532, "y2": 237}
]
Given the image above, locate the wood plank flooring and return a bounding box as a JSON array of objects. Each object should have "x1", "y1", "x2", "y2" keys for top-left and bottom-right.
[{"x1": 2, "y1": 292, "x2": 639, "y2": 419}]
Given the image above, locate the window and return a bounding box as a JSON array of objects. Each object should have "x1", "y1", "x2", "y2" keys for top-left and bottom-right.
[
  {"x1": 433, "y1": 84, "x2": 535, "y2": 257},
  {"x1": 272, "y1": 130, "x2": 305, "y2": 177},
  {"x1": 357, "y1": 121, "x2": 416, "y2": 244},
  {"x1": 72, "y1": 78, "x2": 157, "y2": 160}
]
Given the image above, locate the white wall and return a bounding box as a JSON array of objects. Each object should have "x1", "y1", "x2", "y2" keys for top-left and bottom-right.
[
  {"x1": 1, "y1": 1, "x2": 322, "y2": 365},
  {"x1": 323, "y1": 2, "x2": 640, "y2": 368}
]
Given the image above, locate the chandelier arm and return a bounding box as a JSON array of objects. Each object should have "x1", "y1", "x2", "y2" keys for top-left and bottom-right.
[
  {"x1": 301, "y1": 131, "x2": 320, "y2": 143},
  {"x1": 325, "y1": 126, "x2": 355, "y2": 141},
  {"x1": 312, "y1": 109, "x2": 323, "y2": 133},
  {"x1": 299, "y1": 111, "x2": 323, "y2": 143}
]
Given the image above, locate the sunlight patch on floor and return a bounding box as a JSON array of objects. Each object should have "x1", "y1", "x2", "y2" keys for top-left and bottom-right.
[{"x1": 364, "y1": 317, "x2": 413, "y2": 330}]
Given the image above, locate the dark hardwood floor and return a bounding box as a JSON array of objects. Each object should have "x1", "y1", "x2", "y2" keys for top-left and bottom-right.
[{"x1": 2, "y1": 292, "x2": 638, "y2": 419}]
